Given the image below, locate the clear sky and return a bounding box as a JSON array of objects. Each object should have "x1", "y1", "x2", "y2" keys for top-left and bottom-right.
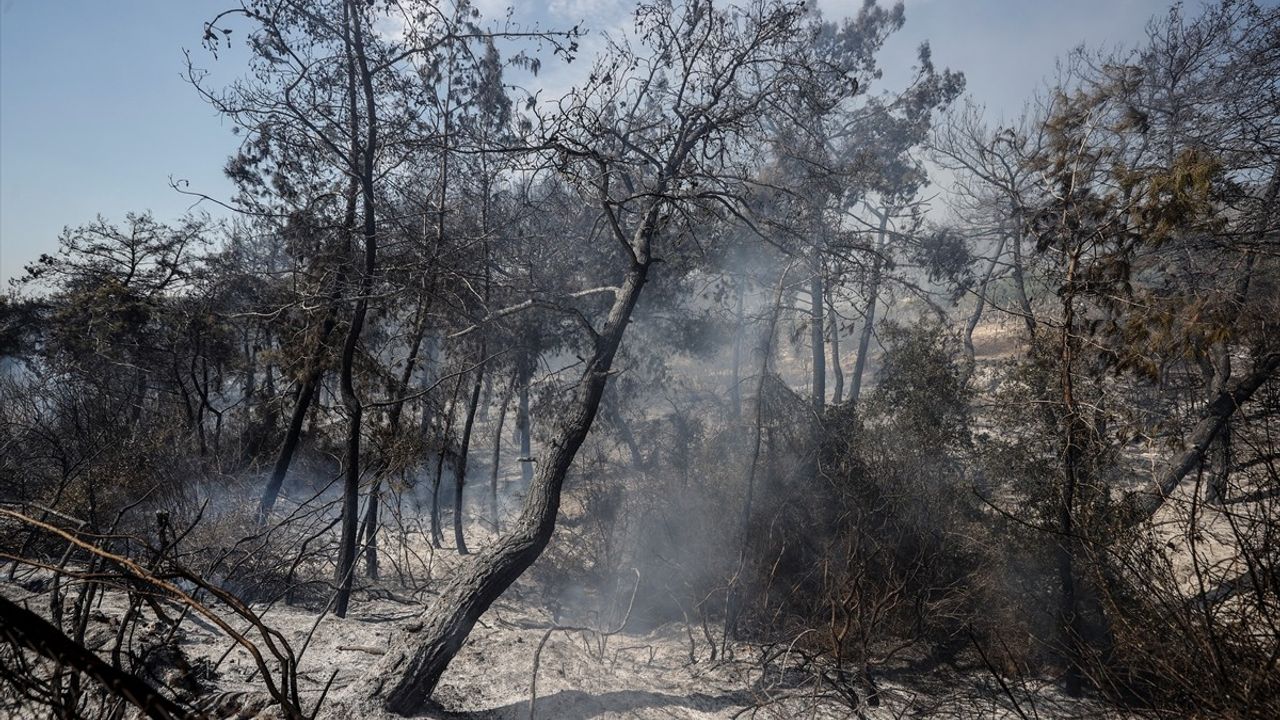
[{"x1": 0, "y1": 0, "x2": 1214, "y2": 284}]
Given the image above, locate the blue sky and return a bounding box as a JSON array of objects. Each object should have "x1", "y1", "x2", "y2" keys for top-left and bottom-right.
[{"x1": 0, "y1": 0, "x2": 1210, "y2": 283}]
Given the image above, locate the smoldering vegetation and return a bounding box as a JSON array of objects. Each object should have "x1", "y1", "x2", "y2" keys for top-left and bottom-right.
[{"x1": 1, "y1": 0, "x2": 1279, "y2": 718}]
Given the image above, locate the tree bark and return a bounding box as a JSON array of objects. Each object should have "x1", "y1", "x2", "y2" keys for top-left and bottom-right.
[{"x1": 356, "y1": 257, "x2": 651, "y2": 714}]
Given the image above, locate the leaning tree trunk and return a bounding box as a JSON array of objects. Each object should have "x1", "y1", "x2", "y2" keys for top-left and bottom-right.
[
  {"x1": 1204, "y1": 169, "x2": 1273, "y2": 503},
  {"x1": 354, "y1": 259, "x2": 651, "y2": 714},
  {"x1": 258, "y1": 292, "x2": 342, "y2": 521},
  {"x1": 258, "y1": 200, "x2": 354, "y2": 521},
  {"x1": 1141, "y1": 163, "x2": 1276, "y2": 515},
  {"x1": 1135, "y1": 351, "x2": 1280, "y2": 520}
]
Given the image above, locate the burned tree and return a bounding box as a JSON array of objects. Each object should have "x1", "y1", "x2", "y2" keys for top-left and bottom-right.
[{"x1": 349, "y1": 1, "x2": 861, "y2": 710}]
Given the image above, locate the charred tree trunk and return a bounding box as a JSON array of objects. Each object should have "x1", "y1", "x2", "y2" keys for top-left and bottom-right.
[
  {"x1": 1142, "y1": 163, "x2": 1276, "y2": 514},
  {"x1": 1009, "y1": 212, "x2": 1037, "y2": 340},
  {"x1": 0, "y1": 594, "x2": 193, "y2": 720},
  {"x1": 515, "y1": 354, "x2": 534, "y2": 486},
  {"x1": 1136, "y1": 350, "x2": 1280, "y2": 519},
  {"x1": 1204, "y1": 169, "x2": 1273, "y2": 503},
  {"x1": 362, "y1": 297, "x2": 432, "y2": 579},
  {"x1": 258, "y1": 190, "x2": 356, "y2": 519},
  {"x1": 357, "y1": 256, "x2": 652, "y2": 714},
  {"x1": 452, "y1": 355, "x2": 486, "y2": 555},
  {"x1": 431, "y1": 374, "x2": 465, "y2": 549},
  {"x1": 306, "y1": 376, "x2": 324, "y2": 433},
  {"x1": 333, "y1": 206, "x2": 367, "y2": 619},
  {"x1": 361, "y1": 477, "x2": 382, "y2": 580},
  {"x1": 1201, "y1": 345, "x2": 1232, "y2": 506},
  {"x1": 809, "y1": 271, "x2": 825, "y2": 417},
  {"x1": 242, "y1": 327, "x2": 257, "y2": 413},
  {"x1": 849, "y1": 211, "x2": 889, "y2": 406},
  {"x1": 489, "y1": 372, "x2": 517, "y2": 532},
  {"x1": 334, "y1": 0, "x2": 377, "y2": 619}
]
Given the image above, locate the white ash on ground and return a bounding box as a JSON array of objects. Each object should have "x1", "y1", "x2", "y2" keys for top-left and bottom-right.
[{"x1": 3, "y1": 557, "x2": 1114, "y2": 720}]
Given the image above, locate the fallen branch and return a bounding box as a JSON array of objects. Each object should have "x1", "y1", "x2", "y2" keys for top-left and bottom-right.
[
  {"x1": 0, "y1": 593, "x2": 193, "y2": 720},
  {"x1": 1134, "y1": 352, "x2": 1280, "y2": 520}
]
